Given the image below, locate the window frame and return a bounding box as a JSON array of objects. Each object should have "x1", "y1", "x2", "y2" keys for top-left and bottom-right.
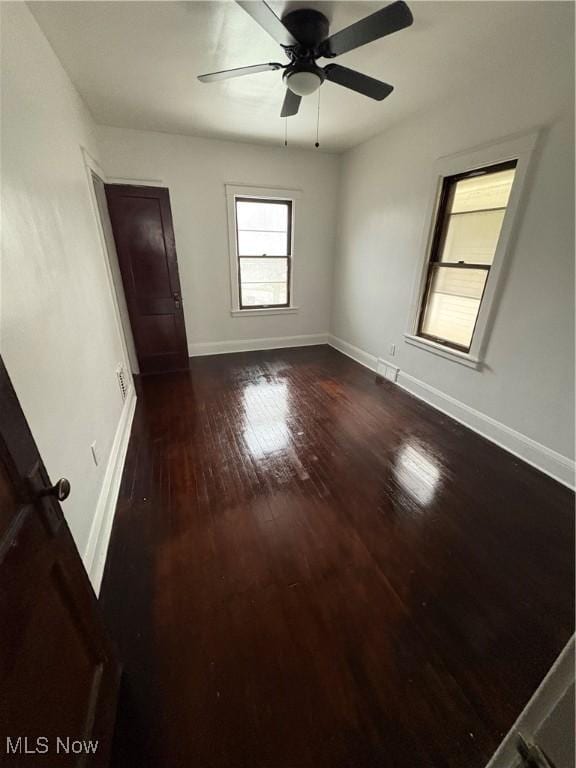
[
  {"x1": 405, "y1": 132, "x2": 538, "y2": 369},
  {"x1": 235, "y1": 196, "x2": 292, "y2": 310},
  {"x1": 416, "y1": 159, "x2": 518, "y2": 354},
  {"x1": 225, "y1": 185, "x2": 300, "y2": 315}
]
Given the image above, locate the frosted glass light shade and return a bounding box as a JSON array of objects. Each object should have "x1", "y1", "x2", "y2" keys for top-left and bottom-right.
[{"x1": 286, "y1": 70, "x2": 322, "y2": 96}]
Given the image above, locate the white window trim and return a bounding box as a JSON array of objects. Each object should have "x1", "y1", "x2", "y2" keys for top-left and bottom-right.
[
  {"x1": 225, "y1": 184, "x2": 301, "y2": 315},
  {"x1": 405, "y1": 131, "x2": 538, "y2": 369}
]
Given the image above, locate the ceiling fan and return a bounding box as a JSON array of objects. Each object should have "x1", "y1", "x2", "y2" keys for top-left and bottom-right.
[{"x1": 197, "y1": 1, "x2": 413, "y2": 117}]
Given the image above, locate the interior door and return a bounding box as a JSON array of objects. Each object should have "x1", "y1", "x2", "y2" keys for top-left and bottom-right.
[
  {"x1": 105, "y1": 184, "x2": 188, "y2": 375},
  {"x1": 0, "y1": 358, "x2": 120, "y2": 767}
]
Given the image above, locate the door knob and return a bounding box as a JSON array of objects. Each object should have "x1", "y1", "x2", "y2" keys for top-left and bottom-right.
[{"x1": 39, "y1": 477, "x2": 71, "y2": 502}]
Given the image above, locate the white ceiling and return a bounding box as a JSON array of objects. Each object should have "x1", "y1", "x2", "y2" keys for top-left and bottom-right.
[{"x1": 30, "y1": 1, "x2": 566, "y2": 152}]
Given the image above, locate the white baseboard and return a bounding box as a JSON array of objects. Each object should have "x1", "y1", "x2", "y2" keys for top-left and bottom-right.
[
  {"x1": 397, "y1": 371, "x2": 575, "y2": 489},
  {"x1": 328, "y1": 334, "x2": 379, "y2": 372},
  {"x1": 328, "y1": 334, "x2": 575, "y2": 489},
  {"x1": 83, "y1": 386, "x2": 137, "y2": 595},
  {"x1": 485, "y1": 636, "x2": 574, "y2": 768},
  {"x1": 189, "y1": 333, "x2": 329, "y2": 357}
]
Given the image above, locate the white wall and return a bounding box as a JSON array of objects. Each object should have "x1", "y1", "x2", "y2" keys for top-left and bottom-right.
[
  {"x1": 331, "y1": 1, "x2": 575, "y2": 469},
  {"x1": 96, "y1": 126, "x2": 340, "y2": 354},
  {"x1": 0, "y1": 3, "x2": 131, "y2": 559}
]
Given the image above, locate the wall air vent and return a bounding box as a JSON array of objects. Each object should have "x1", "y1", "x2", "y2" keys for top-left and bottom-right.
[{"x1": 116, "y1": 364, "x2": 129, "y2": 402}]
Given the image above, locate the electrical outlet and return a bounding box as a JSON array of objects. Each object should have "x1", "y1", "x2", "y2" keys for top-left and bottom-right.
[{"x1": 90, "y1": 441, "x2": 99, "y2": 466}]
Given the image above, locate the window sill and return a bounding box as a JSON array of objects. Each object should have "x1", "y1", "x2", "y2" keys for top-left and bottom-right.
[
  {"x1": 404, "y1": 334, "x2": 481, "y2": 370},
  {"x1": 231, "y1": 306, "x2": 300, "y2": 317}
]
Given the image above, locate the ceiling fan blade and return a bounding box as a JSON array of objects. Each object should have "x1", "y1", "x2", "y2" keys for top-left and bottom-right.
[
  {"x1": 236, "y1": 1, "x2": 299, "y2": 47},
  {"x1": 324, "y1": 64, "x2": 393, "y2": 100},
  {"x1": 319, "y1": 1, "x2": 413, "y2": 57},
  {"x1": 280, "y1": 89, "x2": 301, "y2": 117},
  {"x1": 198, "y1": 62, "x2": 283, "y2": 82}
]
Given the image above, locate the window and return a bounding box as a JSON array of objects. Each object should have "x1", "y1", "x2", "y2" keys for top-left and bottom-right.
[
  {"x1": 417, "y1": 161, "x2": 517, "y2": 352},
  {"x1": 406, "y1": 133, "x2": 537, "y2": 368},
  {"x1": 234, "y1": 197, "x2": 292, "y2": 309}
]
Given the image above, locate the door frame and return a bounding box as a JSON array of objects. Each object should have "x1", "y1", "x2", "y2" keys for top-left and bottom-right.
[
  {"x1": 77, "y1": 147, "x2": 139, "y2": 592},
  {"x1": 81, "y1": 147, "x2": 149, "y2": 376}
]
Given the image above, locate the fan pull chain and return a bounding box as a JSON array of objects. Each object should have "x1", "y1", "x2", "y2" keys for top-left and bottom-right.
[
  {"x1": 284, "y1": 116, "x2": 288, "y2": 147},
  {"x1": 315, "y1": 89, "x2": 321, "y2": 148}
]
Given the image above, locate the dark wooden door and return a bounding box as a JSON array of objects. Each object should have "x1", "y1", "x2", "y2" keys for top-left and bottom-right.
[
  {"x1": 0, "y1": 358, "x2": 120, "y2": 767},
  {"x1": 105, "y1": 185, "x2": 188, "y2": 375}
]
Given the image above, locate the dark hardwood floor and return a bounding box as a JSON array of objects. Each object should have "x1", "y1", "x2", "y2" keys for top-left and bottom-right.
[{"x1": 100, "y1": 345, "x2": 574, "y2": 768}]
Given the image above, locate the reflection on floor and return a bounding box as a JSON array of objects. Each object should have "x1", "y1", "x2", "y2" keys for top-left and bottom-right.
[{"x1": 100, "y1": 345, "x2": 574, "y2": 768}]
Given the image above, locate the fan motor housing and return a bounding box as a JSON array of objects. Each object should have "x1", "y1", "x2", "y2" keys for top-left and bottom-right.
[{"x1": 281, "y1": 8, "x2": 329, "y2": 51}]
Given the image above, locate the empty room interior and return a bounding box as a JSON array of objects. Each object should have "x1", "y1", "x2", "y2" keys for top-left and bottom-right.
[{"x1": 1, "y1": 1, "x2": 575, "y2": 766}]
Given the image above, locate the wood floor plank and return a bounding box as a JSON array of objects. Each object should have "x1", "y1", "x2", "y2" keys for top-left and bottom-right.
[{"x1": 100, "y1": 345, "x2": 574, "y2": 768}]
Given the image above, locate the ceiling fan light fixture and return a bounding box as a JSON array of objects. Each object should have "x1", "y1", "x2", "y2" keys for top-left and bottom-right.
[{"x1": 285, "y1": 69, "x2": 322, "y2": 96}]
